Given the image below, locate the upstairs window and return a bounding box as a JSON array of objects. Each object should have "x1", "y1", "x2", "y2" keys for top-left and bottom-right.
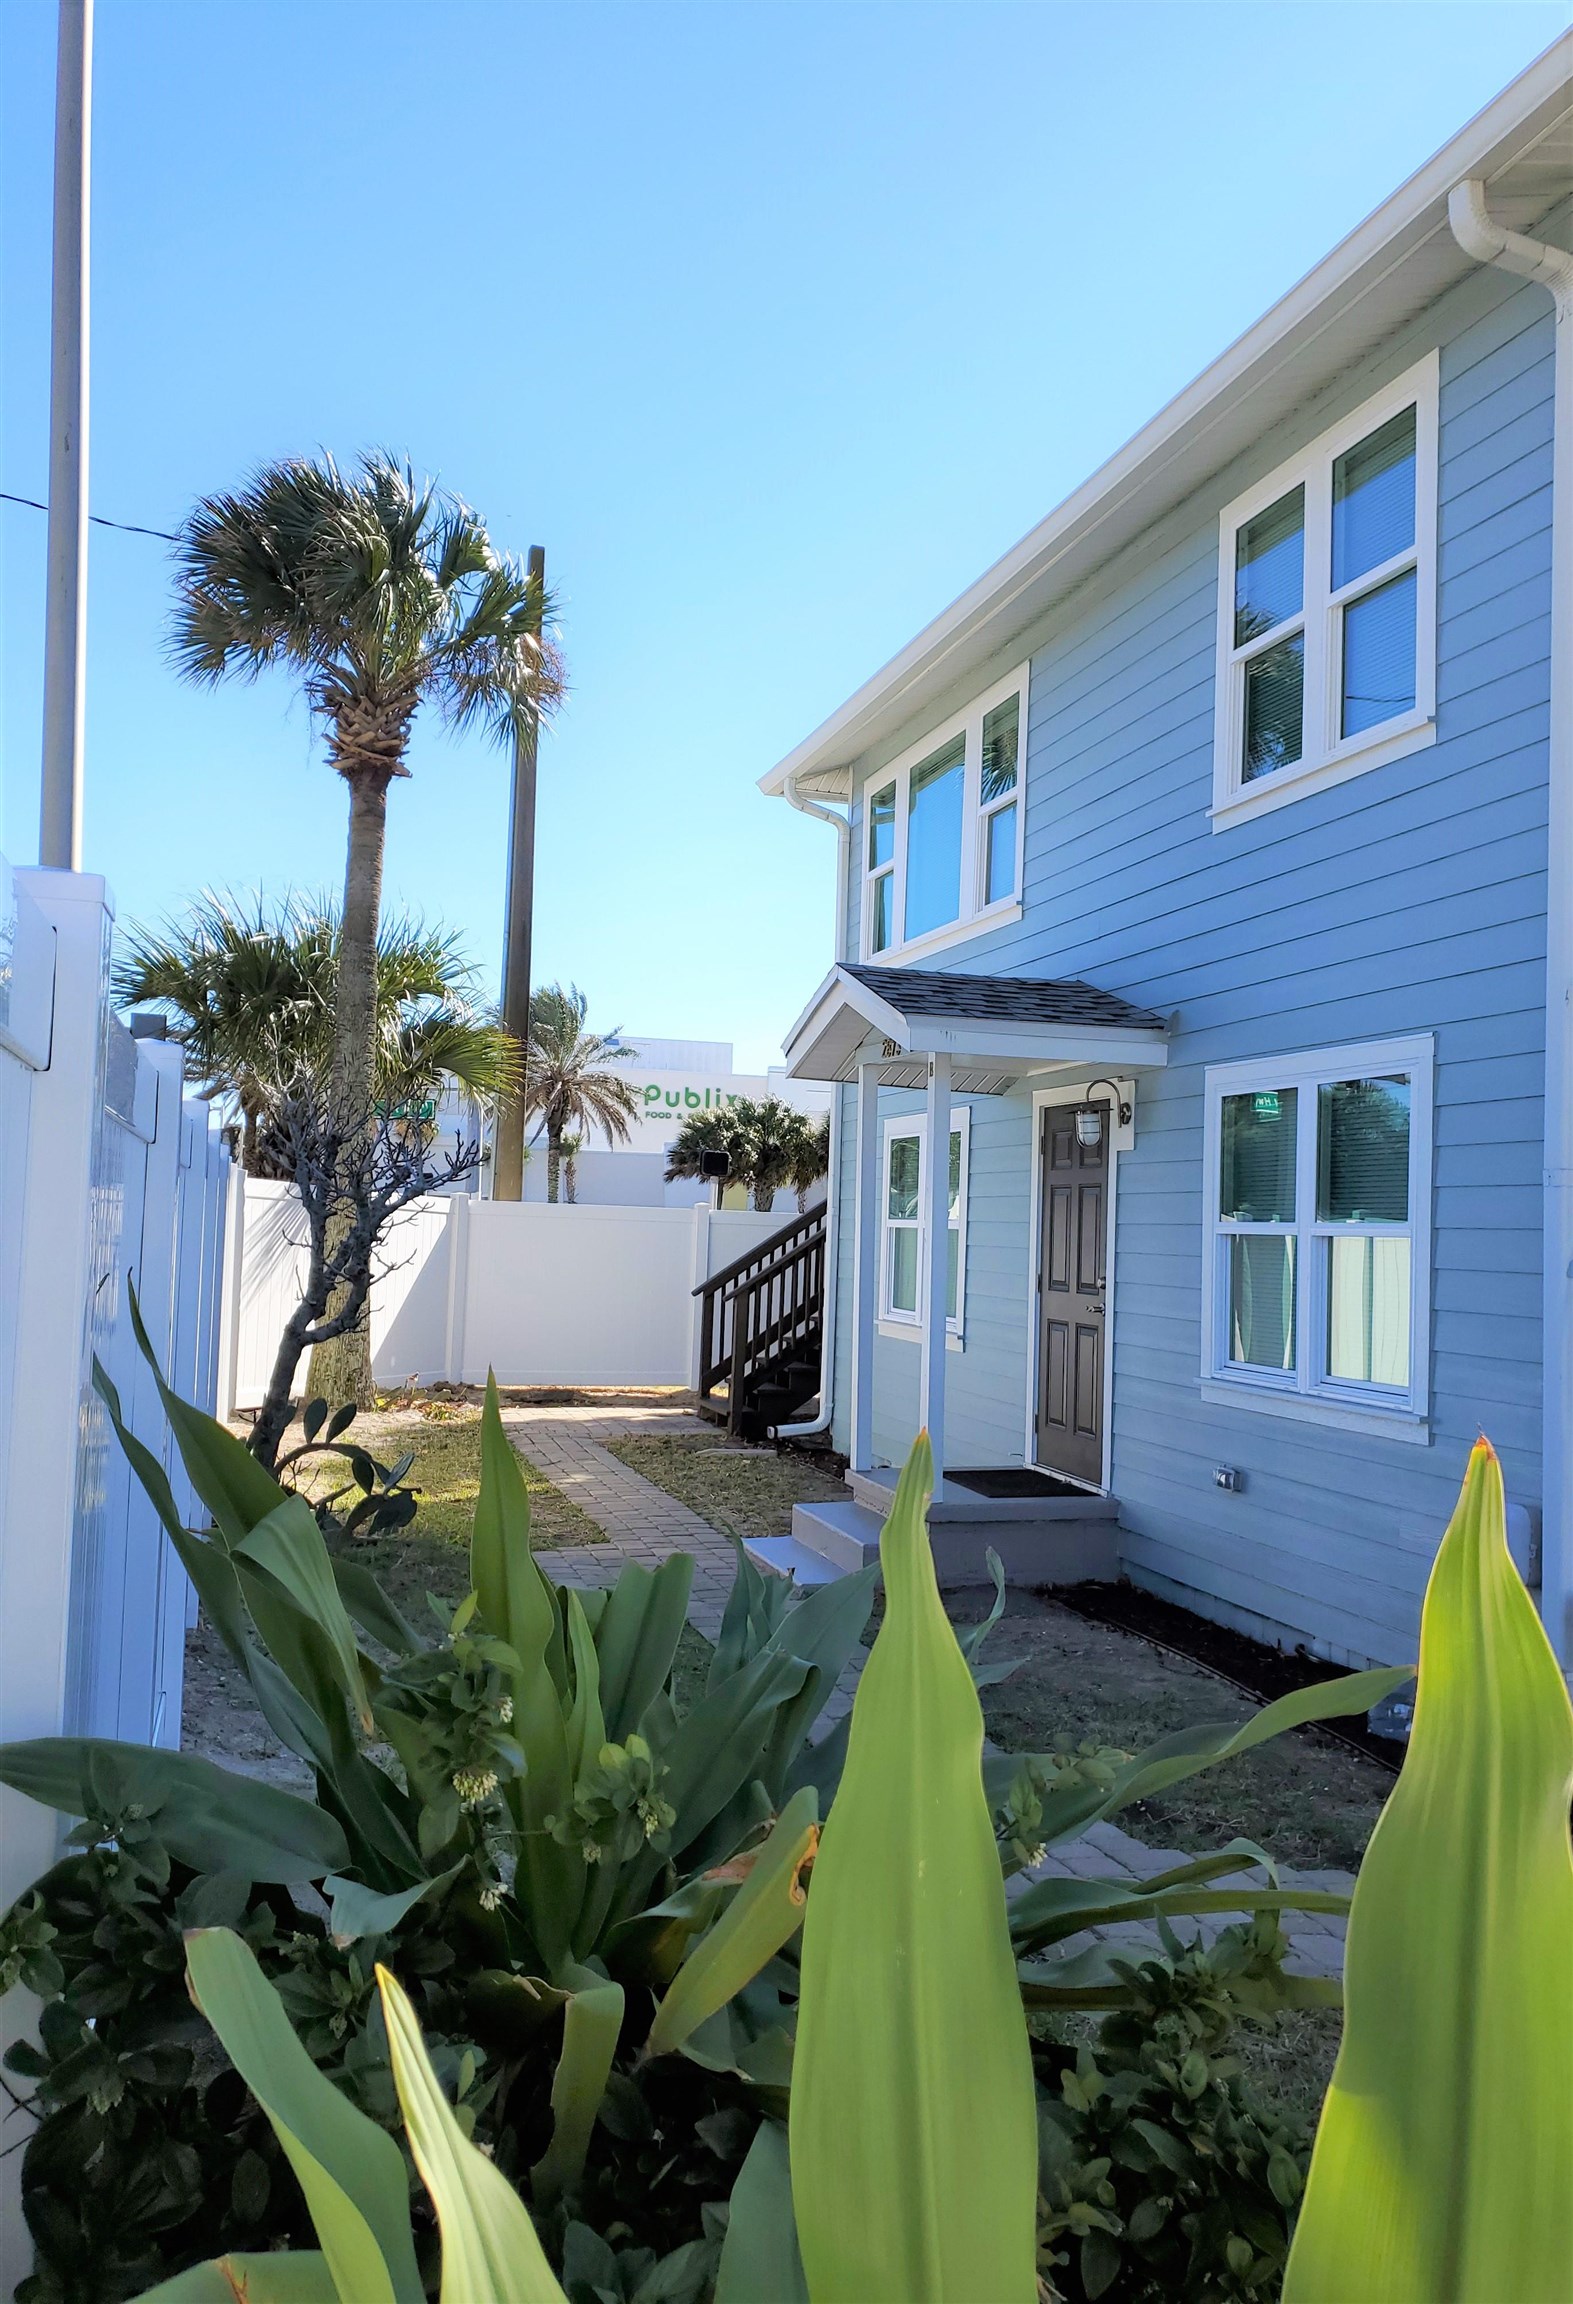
[
  {"x1": 1213, "y1": 355, "x2": 1437, "y2": 827},
  {"x1": 1203, "y1": 1038, "x2": 1432, "y2": 1429},
  {"x1": 861, "y1": 666, "x2": 1028, "y2": 959}
]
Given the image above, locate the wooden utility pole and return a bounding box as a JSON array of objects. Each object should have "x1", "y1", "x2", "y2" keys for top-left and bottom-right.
[
  {"x1": 39, "y1": 0, "x2": 92, "y2": 871},
  {"x1": 492, "y1": 541, "x2": 544, "y2": 1199}
]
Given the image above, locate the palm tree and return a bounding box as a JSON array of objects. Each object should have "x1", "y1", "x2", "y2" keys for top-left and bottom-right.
[
  {"x1": 664, "y1": 1096, "x2": 829, "y2": 1213},
  {"x1": 523, "y1": 984, "x2": 639, "y2": 1203},
  {"x1": 170, "y1": 451, "x2": 562, "y2": 1398},
  {"x1": 116, "y1": 893, "x2": 520, "y2": 1177},
  {"x1": 787, "y1": 1108, "x2": 832, "y2": 1211}
]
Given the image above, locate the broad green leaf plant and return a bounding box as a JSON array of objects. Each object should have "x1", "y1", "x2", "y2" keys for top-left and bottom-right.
[
  {"x1": 136, "y1": 1930, "x2": 566, "y2": 2304},
  {"x1": 1284, "y1": 1438, "x2": 1573, "y2": 2304}
]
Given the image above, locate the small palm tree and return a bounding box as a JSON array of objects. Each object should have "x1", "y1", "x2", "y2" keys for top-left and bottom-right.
[
  {"x1": 116, "y1": 893, "x2": 519, "y2": 1177},
  {"x1": 664, "y1": 1096, "x2": 829, "y2": 1213},
  {"x1": 171, "y1": 452, "x2": 561, "y2": 1400},
  {"x1": 787, "y1": 1109, "x2": 832, "y2": 1210},
  {"x1": 665, "y1": 1105, "x2": 753, "y2": 1200},
  {"x1": 524, "y1": 985, "x2": 640, "y2": 1203}
]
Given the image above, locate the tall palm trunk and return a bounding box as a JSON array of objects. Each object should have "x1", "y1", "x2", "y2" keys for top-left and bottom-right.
[
  {"x1": 546, "y1": 1116, "x2": 563, "y2": 1204},
  {"x1": 307, "y1": 769, "x2": 391, "y2": 1410}
]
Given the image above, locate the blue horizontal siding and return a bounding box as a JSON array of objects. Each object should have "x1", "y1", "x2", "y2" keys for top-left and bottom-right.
[{"x1": 827, "y1": 235, "x2": 1560, "y2": 1666}]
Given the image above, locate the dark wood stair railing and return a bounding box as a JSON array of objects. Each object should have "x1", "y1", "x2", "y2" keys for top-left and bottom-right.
[{"x1": 692, "y1": 1202, "x2": 827, "y2": 1436}]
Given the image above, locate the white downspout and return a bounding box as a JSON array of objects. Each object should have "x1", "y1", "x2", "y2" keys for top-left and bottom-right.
[
  {"x1": 776, "y1": 769, "x2": 851, "y2": 1440},
  {"x1": 1449, "y1": 180, "x2": 1573, "y2": 1665}
]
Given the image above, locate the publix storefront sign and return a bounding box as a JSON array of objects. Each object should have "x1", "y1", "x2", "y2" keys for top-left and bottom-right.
[{"x1": 615, "y1": 1071, "x2": 770, "y2": 1148}]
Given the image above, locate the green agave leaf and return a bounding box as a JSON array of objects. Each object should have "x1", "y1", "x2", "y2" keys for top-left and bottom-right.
[
  {"x1": 646, "y1": 1787, "x2": 818, "y2": 2059},
  {"x1": 471, "y1": 1374, "x2": 556, "y2": 1667},
  {"x1": 1017, "y1": 1948, "x2": 1343, "y2": 2016},
  {"x1": 563, "y1": 1589, "x2": 608, "y2": 1782},
  {"x1": 1010, "y1": 1838, "x2": 1348, "y2": 1954},
  {"x1": 714, "y1": 2120, "x2": 808, "y2": 2304},
  {"x1": 331, "y1": 1556, "x2": 423, "y2": 1657},
  {"x1": 1284, "y1": 1439, "x2": 1573, "y2": 2304},
  {"x1": 789, "y1": 1435, "x2": 1037, "y2": 2303},
  {"x1": 236, "y1": 1498, "x2": 375, "y2": 1733},
  {"x1": 594, "y1": 1553, "x2": 694, "y2": 1742},
  {"x1": 655, "y1": 1647, "x2": 811, "y2": 1872},
  {"x1": 133, "y1": 2252, "x2": 337, "y2": 2302},
  {"x1": 0, "y1": 1739, "x2": 348, "y2": 1882},
  {"x1": 184, "y1": 1930, "x2": 421, "y2": 2304},
  {"x1": 324, "y1": 1864, "x2": 462, "y2": 1945},
  {"x1": 377, "y1": 1961, "x2": 569, "y2": 2303},
  {"x1": 125, "y1": 1280, "x2": 287, "y2": 1545},
  {"x1": 471, "y1": 1376, "x2": 581, "y2": 1968},
  {"x1": 529, "y1": 1968, "x2": 625, "y2": 2210},
  {"x1": 94, "y1": 1354, "x2": 333, "y2": 1766},
  {"x1": 600, "y1": 1871, "x2": 732, "y2": 1990}
]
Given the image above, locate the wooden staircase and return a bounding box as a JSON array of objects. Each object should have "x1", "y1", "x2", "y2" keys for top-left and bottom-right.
[{"x1": 692, "y1": 1202, "x2": 826, "y2": 1439}]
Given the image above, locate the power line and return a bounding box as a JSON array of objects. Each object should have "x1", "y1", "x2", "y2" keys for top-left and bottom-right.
[{"x1": 2, "y1": 488, "x2": 176, "y2": 542}]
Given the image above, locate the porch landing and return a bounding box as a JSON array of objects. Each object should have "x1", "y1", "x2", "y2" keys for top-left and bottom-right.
[{"x1": 754, "y1": 1464, "x2": 1120, "y2": 1590}]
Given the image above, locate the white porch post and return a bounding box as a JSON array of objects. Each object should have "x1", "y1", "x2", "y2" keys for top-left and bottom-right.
[
  {"x1": 850, "y1": 1058, "x2": 880, "y2": 1472},
  {"x1": 919, "y1": 1051, "x2": 951, "y2": 1489}
]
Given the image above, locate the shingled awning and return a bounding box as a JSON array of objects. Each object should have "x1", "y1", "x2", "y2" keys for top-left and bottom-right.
[{"x1": 782, "y1": 962, "x2": 1170, "y2": 1091}]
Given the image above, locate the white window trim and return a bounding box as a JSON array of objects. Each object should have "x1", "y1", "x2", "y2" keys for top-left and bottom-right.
[
  {"x1": 1200, "y1": 1035, "x2": 1433, "y2": 1436},
  {"x1": 877, "y1": 1107, "x2": 970, "y2": 1347},
  {"x1": 1211, "y1": 353, "x2": 1439, "y2": 831},
  {"x1": 861, "y1": 664, "x2": 1029, "y2": 964}
]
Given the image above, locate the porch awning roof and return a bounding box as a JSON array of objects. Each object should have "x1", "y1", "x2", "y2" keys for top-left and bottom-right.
[{"x1": 781, "y1": 963, "x2": 1171, "y2": 1092}]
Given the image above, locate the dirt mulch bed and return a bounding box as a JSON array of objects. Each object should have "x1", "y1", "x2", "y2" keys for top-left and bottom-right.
[
  {"x1": 603, "y1": 1431, "x2": 850, "y2": 1541},
  {"x1": 945, "y1": 1585, "x2": 1392, "y2": 1876}
]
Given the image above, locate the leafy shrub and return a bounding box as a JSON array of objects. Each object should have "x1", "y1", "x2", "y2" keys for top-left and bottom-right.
[
  {"x1": 1, "y1": 1337, "x2": 1400, "y2": 2299},
  {"x1": 1036, "y1": 1917, "x2": 1310, "y2": 2303}
]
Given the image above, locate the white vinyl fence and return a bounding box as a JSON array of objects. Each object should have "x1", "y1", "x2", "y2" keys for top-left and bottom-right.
[
  {"x1": 227, "y1": 1186, "x2": 789, "y2": 1408},
  {"x1": 0, "y1": 859, "x2": 234, "y2": 2296}
]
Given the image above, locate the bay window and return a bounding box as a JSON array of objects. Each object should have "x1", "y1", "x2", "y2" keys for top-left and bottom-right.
[
  {"x1": 1203, "y1": 1039, "x2": 1431, "y2": 1429},
  {"x1": 1213, "y1": 355, "x2": 1437, "y2": 826},
  {"x1": 880, "y1": 1109, "x2": 969, "y2": 1338},
  {"x1": 861, "y1": 667, "x2": 1027, "y2": 959}
]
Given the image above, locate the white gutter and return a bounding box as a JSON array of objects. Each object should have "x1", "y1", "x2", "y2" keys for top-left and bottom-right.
[
  {"x1": 776, "y1": 771, "x2": 851, "y2": 1441},
  {"x1": 1448, "y1": 179, "x2": 1573, "y2": 1665}
]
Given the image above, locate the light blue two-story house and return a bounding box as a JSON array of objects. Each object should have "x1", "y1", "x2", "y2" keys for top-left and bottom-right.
[{"x1": 758, "y1": 39, "x2": 1573, "y2": 1673}]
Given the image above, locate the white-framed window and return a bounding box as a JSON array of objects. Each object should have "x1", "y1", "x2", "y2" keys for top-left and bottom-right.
[
  {"x1": 1201, "y1": 1037, "x2": 1432, "y2": 1434},
  {"x1": 1212, "y1": 354, "x2": 1438, "y2": 828},
  {"x1": 861, "y1": 666, "x2": 1028, "y2": 962},
  {"x1": 879, "y1": 1108, "x2": 970, "y2": 1338}
]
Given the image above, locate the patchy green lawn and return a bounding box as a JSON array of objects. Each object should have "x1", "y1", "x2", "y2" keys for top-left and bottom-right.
[
  {"x1": 604, "y1": 1430, "x2": 848, "y2": 1540},
  {"x1": 951, "y1": 1585, "x2": 1390, "y2": 1876},
  {"x1": 298, "y1": 1406, "x2": 605, "y2": 1554}
]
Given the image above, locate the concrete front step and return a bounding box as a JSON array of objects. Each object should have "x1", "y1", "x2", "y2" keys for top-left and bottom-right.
[
  {"x1": 742, "y1": 1532, "x2": 848, "y2": 1587},
  {"x1": 806, "y1": 1472, "x2": 1120, "y2": 1589}
]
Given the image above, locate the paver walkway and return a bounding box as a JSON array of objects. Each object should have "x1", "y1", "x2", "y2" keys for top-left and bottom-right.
[{"x1": 505, "y1": 1404, "x2": 1350, "y2": 1980}]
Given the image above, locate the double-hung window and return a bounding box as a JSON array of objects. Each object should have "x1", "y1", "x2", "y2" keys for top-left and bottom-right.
[
  {"x1": 1202, "y1": 1038, "x2": 1432, "y2": 1431},
  {"x1": 1213, "y1": 355, "x2": 1438, "y2": 826},
  {"x1": 861, "y1": 667, "x2": 1027, "y2": 960},
  {"x1": 880, "y1": 1109, "x2": 969, "y2": 1338}
]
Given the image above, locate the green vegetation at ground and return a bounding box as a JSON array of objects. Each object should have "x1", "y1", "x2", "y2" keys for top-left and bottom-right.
[
  {"x1": 298, "y1": 1404, "x2": 605, "y2": 1553},
  {"x1": 604, "y1": 1429, "x2": 848, "y2": 1539},
  {"x1": 951, "y1": 1586, "x2": 1391, "y2": 1876}
]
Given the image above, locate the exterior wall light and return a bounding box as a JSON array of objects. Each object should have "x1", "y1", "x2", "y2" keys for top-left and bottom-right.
[{"x1": 1074, "y1": 1081, "x2": 1133, "y2": 1150}]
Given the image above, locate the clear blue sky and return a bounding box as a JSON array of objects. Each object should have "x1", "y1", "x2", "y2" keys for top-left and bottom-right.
[{"x1": 2, "y1": 1, "x2": 1564, "y2": 1069}]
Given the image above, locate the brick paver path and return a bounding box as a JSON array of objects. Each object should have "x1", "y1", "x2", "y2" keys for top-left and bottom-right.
[{"x1": 505, "y1": 1404, "x2": 1350, "y2": 1979}]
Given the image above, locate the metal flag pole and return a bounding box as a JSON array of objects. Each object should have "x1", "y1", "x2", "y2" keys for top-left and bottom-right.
[{"x1": 39, "y1": 0, "x2": 92, "y2": 872}]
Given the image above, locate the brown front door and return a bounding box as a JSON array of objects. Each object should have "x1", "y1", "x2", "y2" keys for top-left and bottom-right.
[{"x1": 1034, "y1": 1101, "x2": 1109, "y2": 1487}]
